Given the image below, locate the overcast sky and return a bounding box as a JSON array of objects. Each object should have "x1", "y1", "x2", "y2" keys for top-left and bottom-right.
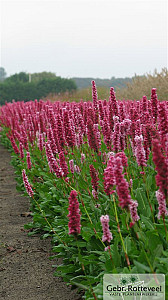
[{"x1": 0, "y1": 0, "x2": 167, "y2": 78}]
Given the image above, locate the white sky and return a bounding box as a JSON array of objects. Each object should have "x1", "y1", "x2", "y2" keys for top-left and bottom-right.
[{"x1": 0, "y1": 0, "x2": 167, "y2": 78}]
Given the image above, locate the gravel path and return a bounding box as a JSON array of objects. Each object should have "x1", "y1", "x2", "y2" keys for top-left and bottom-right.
[{"x1": 0, "y1": 143, "x2": 82, "y2": 300}]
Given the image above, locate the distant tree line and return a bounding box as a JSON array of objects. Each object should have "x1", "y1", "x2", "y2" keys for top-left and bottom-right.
[
  {"x1": 0, "y1": 69, "x2": 77, "y2": 105},
  {"x1": 71, "y1": 76, "x2": 134, "y2": 89}
]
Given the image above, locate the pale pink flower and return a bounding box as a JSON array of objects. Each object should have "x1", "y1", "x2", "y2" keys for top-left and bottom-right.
[
  {"x1": 129, "y1": 200, "x2": 140, "y2": 224},
  {"x1": 22, "y1": 169, "x2": 34, "y2": 198},
  {"x1": 134, "y1": 135, "x2": 147, "y2": 167},
  {"x1": 100, "y1": 215, "x2": 113, "y2": 243},
  {"x1": 156, "y1": 189, "x2": 168, "y2": 219},
  {"x1": 69, "y1": 159, "x2": 74, "y2": 174}
]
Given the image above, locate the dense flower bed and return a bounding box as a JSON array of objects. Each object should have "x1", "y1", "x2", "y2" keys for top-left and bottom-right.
[{"x1": 0, "y1": 82, "x2": 168, "y2": 299}]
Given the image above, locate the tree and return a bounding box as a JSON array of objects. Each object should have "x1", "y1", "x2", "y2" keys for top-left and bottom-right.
[
  {"x1": 0, "y1": 67, "x2": 7, "y2": 81},
  {"x1": 5, "y1": 72, "x2": 29, "y2": 83},
  {"x1": 0, "y1": 75, "x2": 77, "y2": 105},
  {"x1": 31, "y1": 71, "x2": 56, "y2": 82}
]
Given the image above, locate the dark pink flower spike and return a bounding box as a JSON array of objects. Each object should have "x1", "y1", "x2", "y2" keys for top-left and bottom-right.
[
  {"x1": 19, "y1": 143, "x2": 24, "y2": 159},
  {"x1": 152, "y1": 139, "x2": 168, "y2": 198},
  {"x1": 151, "y1": 88, "x2": 158, "y2": 123},
  {"x1": 89, "y1": 165, "x2": 99, "y2": 192},
  {"x1": 87, "y1": 118, "x2": 100, "y2": 153},
  {"x1": 9, "y1": 135, "x2": 19, "y2": 155},
  {"x1": 114, "y1": 157, "x2": 132, "y2": 209},
  {"x1": 45, "y1": 142, "x2": 63, "y2": 177},
  {"x1": 115, "y1": 152, "x2": 128, "y2": 168},
  {"x1": 68, "y1": 191, "x2": 81, "y2": 235},
  {"x1": 110, "y1": 87, "x2": 118, "y2": 116},
  {"x1": 59, "y1": 151, "x2": 69, "y2": 177},
  {"x1": 38, "y1": 133, "x2": 44, "y2": 151},
  {"x1": 27, "y1": 152, "x2": 32, "y2": 169}
]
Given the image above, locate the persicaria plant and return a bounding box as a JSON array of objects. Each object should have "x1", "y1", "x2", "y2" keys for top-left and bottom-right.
[{"x1": 0, "y1": 82, "x2": 168, "y2": 299}]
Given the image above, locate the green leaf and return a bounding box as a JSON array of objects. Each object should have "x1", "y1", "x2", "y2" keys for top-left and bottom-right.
[
  {"x1": 135, "y1": 188, "x2": 151, "y2": 217},
  {"x1": 82, "y1": 227, "x2": 94, "y2": 242},
  {"x1": 111, "y1": 239, "x2": 121, "y2": 267},
  {"x1": 141, "y1": 215, "x2": 155, "y2": 231},
  {"x1": 154, "y1": 223, "x2": 168, "y2": 236},
  {"x1": 106, "y1": 258, "x2": 116, "y2": 272},
  {"x1": 146, "y1": 231, "x2": 162, "y2": 252},
  {"x1": 56, "y1": 264, "x2": 77, "y2": 273},
  {"x1": 133, "y1": 260, "x2": 151, "y2": 273},
  {"x1": 124, "y1": 236, "x2": 132, "y2": 254},
  {"x1": 70, "y1": 281, "x2": 89, "y2": 290}
]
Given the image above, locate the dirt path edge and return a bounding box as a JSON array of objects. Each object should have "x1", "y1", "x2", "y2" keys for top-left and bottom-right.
[{"x1": 0, "y1": 142, "x2": 82, "y2": 300}]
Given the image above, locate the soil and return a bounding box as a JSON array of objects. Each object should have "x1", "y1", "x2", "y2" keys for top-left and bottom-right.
[{"x1": 0, "y1": 143, "x2": 82, "y2": 300}]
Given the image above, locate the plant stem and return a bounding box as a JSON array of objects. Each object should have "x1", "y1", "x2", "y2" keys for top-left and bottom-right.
[
  {"x1": 142, "y1": 172, "x2": 155, "y2": 222},
  {"x1": 78, "y1": 194, "x2": 106, "y2": 249},
  {"x1": 112, "y1": 194, "x2": 131, "y2": 271},
  {"x1": 75, "y1": 236, "x2": 97, "y2": 300},
  {"x1": 162, "y1": 216, "x2": 168, "y2": 242}
]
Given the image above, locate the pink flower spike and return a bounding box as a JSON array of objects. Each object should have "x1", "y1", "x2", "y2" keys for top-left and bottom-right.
[
  {"x1": 104, "y1": 246, "x2": 110, "y2": 251},
  {"x1": 87, "y1": 118, "x2": 100, "y2": 153},
  {"x1": 38, "y1": 133, "x2": 44, "y2": 151},
  {"x1": 69, "y1": 159, "x2": 74, "y2": 174},
  {"x1": 104, "y1": 155, "x2": 116, "y2": 196},
  {"x1": 152, "y1": 139, "x2": 168, "y2": 198},
  {"x1": 19, "y1": 143, "x2": 24, "y2": 159},
  {"x1": 27, "y1": 152, "x2": 32, "y2": 169},
  {"x1": 59, "y1": 151, "x2": 68, "y2": 177},
  {"x1": 91, "y1": 80, "x2": 99, "y2": 123},
  {"x1": 151, "y1": 88, "x2": 158, "y2": 123},
  {"x1": 100, "y1": 215, "x2": 113, "y2": 243},
  {"x1": 45, "y1": 142, "x2": 63, "y2": 177},
  {"x1": 90, "y1": 165, "x2": 99, "y2": 192},
  {"x1": 68, "y1": 191, "x2": 81, "y2": 235},
  {"x1": 81, "y1": 153, "x2": 85, "y2": 163},
  {"x1": 74, "y1": 165, "x2": 80, "y2": 174},
  {"x1": 115, "y1": 152, "x2": 128, "y2": 168},
  {"x1": 114, "y1": 157, "x2": 132, "y2": 209},
  {"x1": 134, "y1": 135, "x2": 147, "y2": 167},
  {"x1": 22, "y1": 169, "x2": 34, "y2": 198},
  {"x1": 92, "y1": 189, "x2": 98, "y2": 199},
  {"x1": 129, "y1": 200, "x2": 140, "y2": 223},
  {"x1": 156, "y1": 189, "x2": 168, "y2": 219},
  {"x1": 9, "y1": 135, "x2": 19, "y2": 155}
]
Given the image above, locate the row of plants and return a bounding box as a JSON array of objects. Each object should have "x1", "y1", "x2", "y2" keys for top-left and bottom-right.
[{"x1": 0, "y1": 82, "x2": 168, "y2": 299}]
